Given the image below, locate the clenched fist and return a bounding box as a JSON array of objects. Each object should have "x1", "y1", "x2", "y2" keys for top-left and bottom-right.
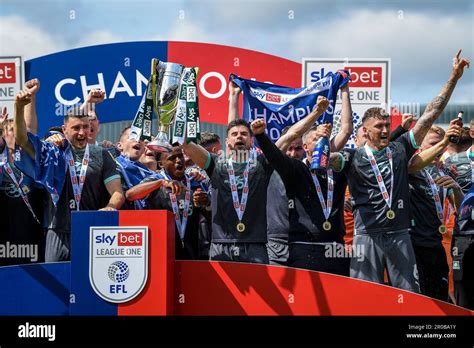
[
  {"x1": 228, "y1": 81, "x2": 241, "y2": 96},
  {"x1": 401, "y1": 113, "x2": 414, "y2": 130},
  {"x1": 250, "y1": 118, "x2": 266, "y2": 135},
  {"x1": 15, "y1": 90, "x2": 32, "y2": 108},
  {"x1": 315, "y1": 96, "x2": 329, "y2": 115},
  {"x1": 86, "y1": 89, "x2": 106, "y2": 104},
  {"x1": 24, "y1": 79, "x2": 40, "y2": 95}
]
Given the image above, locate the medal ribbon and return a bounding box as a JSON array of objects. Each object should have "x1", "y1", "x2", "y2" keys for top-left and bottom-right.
[
  {"x1": 66, "y1": 145, "x2": 90, "y2": 211},
  {"x1": 311, "y1": 169, "x2": 334, "y2": 221},
  {"x1": 423, "y1": 169, "x2": 445, "y2": 224},
  {"x1": 227, "y1": 150, "x2": 255, "y2": 223},
  {"x1": 162, "y1": 171, "x2": 191, "y2": 241},
  {"x1": 1, "y1": 147, "x2": 40, "y2": 224},
  {"x1": 364, "y1": 145, "x2": 394, "y2": 211}
]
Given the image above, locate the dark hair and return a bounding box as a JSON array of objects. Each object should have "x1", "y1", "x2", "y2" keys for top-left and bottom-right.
[
  {"x1": 199, "y1": 132, "x2": 221, "y2": 148},
  {"x1": 226, "y1": 119, "x2": 252, "y2": 136},
  {"x1": 64, "y1": 106, "x2": 89, "y2": 124},
  {"x1": 458, "y1": 127, "x2": 472, "y2": 147},
  {"x1": 362, "y1": 107, "x2": 390, "y2": 125}
]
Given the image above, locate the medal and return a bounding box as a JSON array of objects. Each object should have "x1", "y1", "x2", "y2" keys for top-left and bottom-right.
[
  {"x1": 365, "y1": 145, "x2": 395, "y2": 222},
  {"x1": 424, "y1": 169, "x2": 450, "y2": 235},
  {"x1": 311, "y1": 169, "x2": 334, "y2": 233},
  {"x1": 236, "y1": 222, "x2": 246, "y2": 233},
  {"x1": 386, "y1": 209, "x2": 396, "y2": 220}
]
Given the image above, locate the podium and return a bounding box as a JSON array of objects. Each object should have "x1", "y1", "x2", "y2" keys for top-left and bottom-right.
[{"x1": 0, "y1": 210, "x2": 472, "y2": 316}]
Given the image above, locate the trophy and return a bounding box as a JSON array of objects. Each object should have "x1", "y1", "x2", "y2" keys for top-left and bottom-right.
[{"x1": 147, "y1": 59, "x2": 185, "y2": 152}]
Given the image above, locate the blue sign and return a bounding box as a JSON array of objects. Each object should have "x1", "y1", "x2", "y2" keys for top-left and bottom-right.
[{"x1": 25, "y1": 42, "x2": 168, "y2": 137}]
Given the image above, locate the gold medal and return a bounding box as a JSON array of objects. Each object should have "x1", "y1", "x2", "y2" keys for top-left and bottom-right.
[
  {"x1": 236, "y1": 222, "x2": 246, "y2": 233},
  {"x1": 386, "y1": 209, "x2": 396, "y2": 220},
  {"x1": 438, "y1": 225, "x2": 447, "y2": 234},
  {"x1": 21, "y1": 185, "x2": 30, "y2": 194},
  {"x1": 322, "y1": 221, "x2": 332, "y2": 231}
]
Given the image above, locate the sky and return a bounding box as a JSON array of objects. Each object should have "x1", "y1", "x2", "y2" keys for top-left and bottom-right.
[{"x1": 0, "y1": 0, "x2": 473, "y2": 104}]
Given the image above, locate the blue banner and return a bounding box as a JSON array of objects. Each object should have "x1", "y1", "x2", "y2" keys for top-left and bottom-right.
[
  {"x1": 231, "y1": 71, "x2": 350, "y2": 141},
  {"x1": 25, "y1": 42, "x2": 168, "y2": 138}
]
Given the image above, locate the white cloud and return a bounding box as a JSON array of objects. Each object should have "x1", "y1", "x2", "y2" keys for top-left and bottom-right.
[
  {"x1": 161, "y1": 19, "x2": 222, "y2": 44},
  {"x1": 0, "y1": 15, "x2": 64, "y2": 59},
  {"x1": 287, "y1": 10, "x2": 473, "y2": 81},
  {"x1": 74, "y1": 30, "x2": 125, "y2": 49}
]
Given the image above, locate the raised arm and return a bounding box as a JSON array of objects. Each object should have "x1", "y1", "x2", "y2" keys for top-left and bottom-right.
[
  {"x1": 390, "y1": 113, "x2": 413, "y2": 141},
  {"x1": 412, "y1": 49, "x2": 470, "y2": 146},
  {"x1": 331, "y1": 84, "x2": 353, "y2": 151},
  {"x1": 252, "y1": 119, "x2": 295, "y2": 181},
  {"x1": 181, "y1": 141, "x2": 212, "y2": 169},
  {"x1": 275, "y1": 96, "x2": 329, "y2": 152},
  {"x1": 227, "y1": 81, "x2": 241, "y2": 123},
  {"x1": 80, "y1": 88, "x2": 105, "y2": 116},
  {"x1": 14, "y1": 90, "x2": 35, "y2": 158},
  {"x1": 408, "y1": 119, "x2": 461, "y2": 174},
  {"x1": 23, "y1": 79, "x2": 40, "y2": 134}
]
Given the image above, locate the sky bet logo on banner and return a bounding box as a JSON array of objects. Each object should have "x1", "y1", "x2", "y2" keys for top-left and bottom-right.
[
  {"x1": 231, "y1": 72, "x2": 350, "y2": 141},
  {"x1": 89, "y1": 226, "x2": 148, "y2": 303},
  {"x1": 302, "y1": 59, "x2": 390, "y2": 148}
]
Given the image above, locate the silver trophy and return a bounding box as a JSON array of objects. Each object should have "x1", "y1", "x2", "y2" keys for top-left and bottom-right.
[{"x1": 147, "y1": 60, "x2": 185, "y2": 152}]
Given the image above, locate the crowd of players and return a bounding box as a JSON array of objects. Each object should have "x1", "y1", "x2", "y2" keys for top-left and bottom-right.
[{"x1": 0, "y1": 50, "x2": 472, "y2": 310}]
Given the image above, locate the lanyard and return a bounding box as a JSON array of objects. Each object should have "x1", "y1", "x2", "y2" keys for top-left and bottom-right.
[
  {"x1": 162, "y1": 171, "x2": 191, "y2": 241},
  {"x1": 364, "y1": 145, "x2": 394, "y2": 211},
  {"x1": 311, "y1": 169, "x2": 334, "y2": 221},
  {"x1": 66, "y1": 145, "x2": 90, "y2": 211},
  {"x1": 227, "y1": 150, "x2": 255, "y2": 223},
  {"x1": 423, "y1": 169, "x2": 445, "y2": 223},
  {"x1": 1, "y1": 147, "x2": 40, "y2": 224}
]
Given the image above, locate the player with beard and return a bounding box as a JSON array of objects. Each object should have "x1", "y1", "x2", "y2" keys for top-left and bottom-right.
[
  {"x1": 228, "y1": 79, "x2": 352, "y2": 266},
  {"x1": 126, "y1": 145, "x2": 210, "y2": 259},
  {"x1": 406, "y1": 122, "x2": 463, "y2": 301},
  {"x1": 15, "y1": 103, "x2": 125, "y2": 262},
  {"x1": 335, "y1": 50, "x2": 469, "y2": 292},
  {"x1": 444, "y1": 119, "x2": 474, "y2": 309},
  {"x1": 180, "y1": 119, "x2": 273, "y2": 263}
]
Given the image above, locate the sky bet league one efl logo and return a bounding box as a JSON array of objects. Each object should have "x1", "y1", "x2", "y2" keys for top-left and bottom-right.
[{"x1": 89, "y1": 226, "x2": 148, "y2": 303}]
